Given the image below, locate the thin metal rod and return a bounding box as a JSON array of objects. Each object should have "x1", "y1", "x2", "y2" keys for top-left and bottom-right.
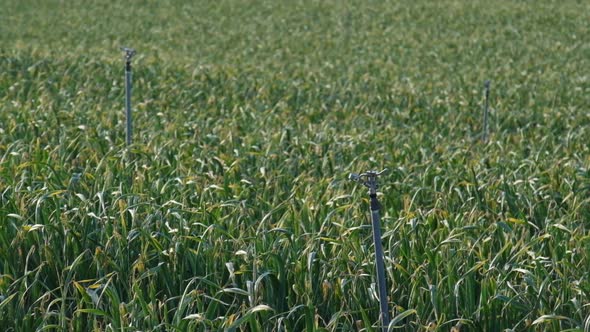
[
  {"x1": 370, "y1": 196, "x2": 390, "y2": 331},
  {"x1": 121, "y1": 47, "x2": 136, "y2": 146},
  {"x1": 125, "y1": 65, "x2": 132, "y2": 146},
  {"x1": 483, "y1": 80, "x2": 490, "y2": 143},
  {"x1": 349, "y1": 169, "x2": 390, "y2": 331}
]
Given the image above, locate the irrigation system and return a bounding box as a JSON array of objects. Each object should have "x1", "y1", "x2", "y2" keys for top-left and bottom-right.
[
  {"x1": 121, "y1": 47, "x2": 136, "y2": 146},
  {"x1": 349, "y1": 169, "x2": 390, "y2": 331},
  {"x1": 483, "y1": 80, "x2": 491, "y2": 143}
]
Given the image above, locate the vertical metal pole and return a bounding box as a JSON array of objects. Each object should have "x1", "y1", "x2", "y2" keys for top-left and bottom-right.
[
  {"x1": 370, "y1": 191, "x2": 390, "y2": 330},
  {"x1": 125, "y1": 61, "x2": 132, "y2": 146},
  {"x1": 121, "y1": 47, "x2": 136, "y2": 146},
  {"x1": 350, "y1": 170, "x2": 390, "y2": 331},
  {"x1": 483, "y1": 80, "x2": 491, "y2": 143}
]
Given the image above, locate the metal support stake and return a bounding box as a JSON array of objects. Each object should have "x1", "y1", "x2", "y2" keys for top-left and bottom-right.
[
  {"x1": 483, "y1": 80, "x2": 491, "y2": 143},
  {"x1": 349, "y1": 169, "x2": 390, "y2": 331},
  {"x1": 121, "y1": 47, "x2": 136, "y2": 146}
]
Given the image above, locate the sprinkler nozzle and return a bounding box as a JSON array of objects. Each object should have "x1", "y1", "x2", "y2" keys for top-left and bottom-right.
[{"x1": 348, "y1": 173, "x2": 361, "y2": 182}]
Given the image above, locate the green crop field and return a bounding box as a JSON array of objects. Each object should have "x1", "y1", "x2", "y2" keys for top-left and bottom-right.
[{"x1": 1, "y1": 0, "x2": 589, "y2": 331}]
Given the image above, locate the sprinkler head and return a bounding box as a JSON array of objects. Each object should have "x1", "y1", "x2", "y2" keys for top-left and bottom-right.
[
  {"x1": 348, "y1": 169, "x2": 388, "y2": 192},
  {"x1": 349, "y1": 169, "x2": 388, "y2": 181},
  {"x1": 120, "y1": 47, "x2": 136, "y2": 61}
]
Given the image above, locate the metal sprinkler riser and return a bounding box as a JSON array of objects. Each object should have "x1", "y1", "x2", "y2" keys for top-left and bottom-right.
[
  {"x1": 121, "y1": 47, "x2": 136, "y2": 147},
  {"x1": 349, "y1": 168, "x2": 390, "y2": 331}
]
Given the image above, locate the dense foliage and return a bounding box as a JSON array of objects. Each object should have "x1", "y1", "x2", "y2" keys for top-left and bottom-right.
[{"x1": 1, "y1": 0, "x2": 589, "y2": 330}]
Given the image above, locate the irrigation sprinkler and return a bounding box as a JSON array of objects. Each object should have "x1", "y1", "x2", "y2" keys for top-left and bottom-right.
[
  {"x1": 349, "y1": 169, "x2": 390, "y2": 331},
  {"x1": 121, "y1": 47, "x2": 136, "y2": 146},
  {"x1": 482, "y1": 80, "x2": 491, "y2": 143}
]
